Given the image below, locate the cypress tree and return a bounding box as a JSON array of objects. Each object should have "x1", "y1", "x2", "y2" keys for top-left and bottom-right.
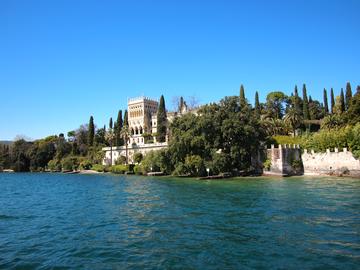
[
  {"x1": 340, "y1": 88, "x2": 345, "y2": 113},
  {"x1": 123, "y1": 110, "x2": 128, "y2": 127},
  {"x1": 109, "y1": 117, "x2": 113, "y2": 130},
  {"x1": 302, "y1": 84, "x2": 310, "y2": 120},
  {"x1": 254, "y1": 91, "x2": 260, "y2": 118},
  {"x1": 294, "y1": 85, "x2": 301, "y2": 112},
  {"x1": 116, "y1": 110, "x2": 123, "y2": 145},
  {"x1": 357, "y1": 85, "x2": 360, "y2": 94},
  {"x1": 156, "y1": 95, "x2": 167, "y2": 143},
  {"x1": 345, "y1": 82, "x2": 352, "y2": 111},
  {"x1": 239, "y1": 84, "x2": 246, "y2": 108},
  {"x1": 330, "y1": 88, "x2": 335, "y2": 114},
  {"x1": 323, "y1": 88, "x2": 329, "y2": 114},
  {"x1": 88, "y1": 116, "x2": 95, "y2": 146}
]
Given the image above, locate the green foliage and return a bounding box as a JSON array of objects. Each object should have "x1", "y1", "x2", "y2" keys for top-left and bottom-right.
[
  {"x1": 239, "y1": 84, "x2": 247, "y2": 109},
  {"x1": 134, "y1": 152, "x2": 143, "y2": 164},
  {"x1": 272, "y1": 135, "x2": 302, "y2": 146},
  {"x1": 88, "y1": 116, "x2": 95, "y2": 146},
  {"x1": 263, "y1": 159, "x2": 271, "y2": 171},
  {"x1": 330, "y1": 88, "x2": 335, "y2": 114},
  {"x1": 133, "y1": 165, "x2": 142, "y2": 175},
  {"x1": 110, "y1": 164, "x2": 129, "y2": 174},
  {"x1": 345, "y1": 82, "x2": 352, "y2": 111},
  {"x1": 10, "y1": 139, "x2": 32, "y2": 172},
  {"x1": 254, "y1": 91, "x2": 260, "y2": 118},
  {"x1": 156, "y1": 95, "x2": 167, "y2": 143},
  {"x1": 340, "y1": 88, "x2": 345, "y2": 113},
  {"x1": 323, "y1": 88, "x2": 329, "y2": 114},
  {"x1": 345, "y1": 90, "x2": 360, "y2": 125},
  {"x1": 321, "y1": 114, "x2": 344, "y2": 130},
  {"x1": 302, "y1": 84, "x2": 310, "y2": 120},
  {"x1": 300, "y1": 125, "x2": 360, "y2": 154},
  {"x1": 92, "y1": 164, "x2": 106, "y2": 172},
  {"x1": 79, "y1": 159, "x2": 92, "y2": 170},
  {"x1": 114, "y1": 155, "x2": 126, "y2": 165},
  {"x1": 61, "y1": 156, "x2": 80, "y2": 171},
  {"x1": 47, "y1": 159, "x2": 62, "y2": 171},
  {"x1": 266, "y1": 91, "x2": 287, "y2": 119}
]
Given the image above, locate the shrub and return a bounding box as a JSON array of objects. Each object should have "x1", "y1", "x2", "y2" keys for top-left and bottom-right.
[
  {"x1": 61, "y1": 156, "x2": 80, "y2": 171},
  {"x1": 92, "y1": 164, "x2": 106, "y2": 172},
  {"x1": 47, "y1": 159, "x2": 62, "y2": 171},
  {"x1": 134, "y1": 152, "x2": 143, "y2": 164},
  {"x1": 263, "y1": 159, "x2": 271, "y2": 171},
  {"x1": 115, "y1": 156, "x2": 126, "y2": 165},
  {"x1": 272, "y1": 135, "x2": 302, "y2": 147},
  {"x1": 110, "y1": 164, "x2": 129, "y2": 174},
  {"x1": 79, "y1": 159, "x2": 92, "y2": 170},
  {"x1": 133, "y1": 165, "x2": 142, "y2": 175}
]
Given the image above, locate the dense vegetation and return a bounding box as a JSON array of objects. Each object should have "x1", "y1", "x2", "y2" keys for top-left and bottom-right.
[{"x1": 1, "y1": 82, "x2": 359, "y2": 174}]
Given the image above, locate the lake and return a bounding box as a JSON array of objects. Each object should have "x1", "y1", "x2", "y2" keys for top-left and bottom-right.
[{"x1": 0, "y1": 173, "x2": 359, "y2": 269}]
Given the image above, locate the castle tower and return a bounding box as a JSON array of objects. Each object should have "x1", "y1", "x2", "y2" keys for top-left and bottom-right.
[{"x1": 128, "y1": 96, "x2": 158, "y2": 145}]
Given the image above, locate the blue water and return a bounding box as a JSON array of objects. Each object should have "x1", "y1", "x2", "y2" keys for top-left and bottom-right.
[{"x1": 0, "y1": 173, "x2": 359, "y2": 269}]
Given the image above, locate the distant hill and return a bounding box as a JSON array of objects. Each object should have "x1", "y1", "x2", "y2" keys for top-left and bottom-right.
[{"x1": 0, "y1": 141, "x2": 13, "y2": 145}]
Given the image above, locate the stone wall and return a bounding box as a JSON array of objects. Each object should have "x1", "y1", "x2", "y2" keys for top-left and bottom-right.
[
  {"x1": 102, "y1": 142, "x2": 168, "y2": 165},
  {"x1": 267, "y1": 144, "x2": 302, "y2": 176},
  {"x1": 302, "y1": 148, "x2": 360, "y2": 176},
  {"x1": 267, "y1": 145, "x2": 360, "y2": 177}
]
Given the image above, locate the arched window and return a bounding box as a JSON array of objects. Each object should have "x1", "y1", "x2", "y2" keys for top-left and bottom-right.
[
  {"x1": 131, "y1": 128, "x2": 134, "y2": 135},
  {"x1": 135, "y1": 127, "x2": 139, "y2": 135}
]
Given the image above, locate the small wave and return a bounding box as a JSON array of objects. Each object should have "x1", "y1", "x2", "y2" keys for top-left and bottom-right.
[{"x1": 0, "y1": 214, "x2": 18, "y2": 220}]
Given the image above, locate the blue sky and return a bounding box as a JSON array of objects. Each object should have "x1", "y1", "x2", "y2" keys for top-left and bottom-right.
[{"x1": 1, "y1": 0, "x2": 359, "y2": 140}]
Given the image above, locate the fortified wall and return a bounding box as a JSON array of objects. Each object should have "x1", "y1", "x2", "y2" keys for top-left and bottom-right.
[
  {"x1": 302, "y1": 148, "x2": 360, "y2": 176},
  {"x1": 267, "y1": 144, "x2": 302, "y2": 176},
  {"x1": 267, "y1": 145, "x2": 360, "y2": 176}
]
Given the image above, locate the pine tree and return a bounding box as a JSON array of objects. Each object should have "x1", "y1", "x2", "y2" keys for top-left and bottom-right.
[
  {"x1": 323, "y1": 88, "x2": 329, "y2": 114},
  {"x1": 330, "y1": 88, "x2": 335, "y2": 114},
  {"x1": 345, "y1": 82, "x2": 352, "y2": 111},
  {"x1": 254, "y1": 91, "x2": 260, "y2": 118},
  {"x1": 88, "y1": 116, "x2": 95, "y2": 146},
  {"x1": 302, "y1": 84, "x2": 310, "y2": 120},
  {"x1": 156, "y1": 95, "x2": 167, "y2": 143},
  {"x1": 340, "y1": 88, "x2": 345, "y2": 113},
  {"x1": 239, "y1": 84, "x2": 247, "y2": 108}
]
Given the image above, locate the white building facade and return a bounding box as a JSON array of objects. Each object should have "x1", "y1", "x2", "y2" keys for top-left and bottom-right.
[{"x1": 103, "y1": 96, "x2": 189, "y2": 165}]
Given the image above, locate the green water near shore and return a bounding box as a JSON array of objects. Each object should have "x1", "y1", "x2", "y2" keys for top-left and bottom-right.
[{"x1": 0, "y1": 173, "x2": 359, "y2": 269}]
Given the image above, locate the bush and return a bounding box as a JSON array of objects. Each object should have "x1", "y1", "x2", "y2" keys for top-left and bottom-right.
[
  {"x1": 133, "y1": 165, "x2": 142, "y2": 175},
  {"x1": 134, "y1": 152, "x2": 143, "y2": 164},
  {"x1": 110, "y1": 164, "x2": 129, "y2": 174},
  {"x1": 263, "y1": 159, "x2": 271, "y2": 171},
  {"x1": 61, "y1": 156, "x2": 80, "y2": 171},
  {"x1": 92, "y1": 164, "x2": 106, "y2": 172},
  {"x1": 272, "y1": 135, "x2": 302, "y2": 147},
  {"x1": 115, "y1": 156, "x2": 126, "y2": 165},
  {"x1": 79, "y1": 159, "x2": 92, "y2": 170},
  {"x1": 47, "y1": 159, "x2": 62, "y2": 171}
]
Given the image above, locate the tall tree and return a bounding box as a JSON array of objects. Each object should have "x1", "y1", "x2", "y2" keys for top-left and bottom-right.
[
  {"x1": 254, "y1": 91, "x2": 260, "y2": 118},
  {"x1": 284, "y1": 107, "x2": 303, "y2": 137},
  {"x1": 123, "y1": 110, "x2": 128, "y2": 127},
  {"x1": 109, "y1": 117, "x2": 113, "y2": 130},
  {"x1": 330, "y1": 88, "x2": 335, "y2": 114},
  {"x1": 345, "y1": 82, "x2": 352, "y2": 111},
  {"x1": 88, "y1": 116, "x2": 95, "y2": 146},
  {"x1": 340, "y1": 88, "x2": 345, "y2": 113},
  {"x1": 156, "y1": 95, "x2": 167, "y2": 143},
  {"x1": 115, "y1": 110, "x2": 123, "y2": 146},
  {"x1": 323, "y1": 88, "x2": 329, "y2": 114},
  {"x1": 239, "y1": 84, "x2": 247, "y2": 109},
  {"x1": 294, "y1": 85, "x2": 301, "y2": 112},
  {"x1": 302, "y1": 84, "x2": 310, "y2": 120}
]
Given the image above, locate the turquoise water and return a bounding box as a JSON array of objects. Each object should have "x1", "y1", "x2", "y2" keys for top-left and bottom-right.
[{"x1": 0, "y1": 173, "x2": 359, "y2": 269}]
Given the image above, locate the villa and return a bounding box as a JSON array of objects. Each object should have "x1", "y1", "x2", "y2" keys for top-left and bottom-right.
[{"x1": 102, "y1": 96, "x2": 189, "y2": 165}]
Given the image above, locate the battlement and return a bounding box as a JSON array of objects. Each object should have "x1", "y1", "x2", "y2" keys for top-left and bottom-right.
[{"x1": 128, "y1": 96, "x2": 158, "y2": 104}]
